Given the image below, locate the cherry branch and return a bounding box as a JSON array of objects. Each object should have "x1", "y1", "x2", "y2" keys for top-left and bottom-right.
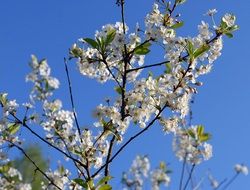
[
  {"x1": 9, "y1": 141, "x2": 62, "y2": 190},
  {"x1": 10, "y1": 113, "x2": 87, "y2": 170}
]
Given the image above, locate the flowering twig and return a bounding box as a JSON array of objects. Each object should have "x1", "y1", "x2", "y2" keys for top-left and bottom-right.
[
  {"x1": 64, "y1": 58, "x2": 82, "y2": 142},
  {"x1": 9, "y1": 141, "x2": 63, "y2": 190},
  {"x1": 10, "y1": 113, "x2": 87, "y2": 170}
]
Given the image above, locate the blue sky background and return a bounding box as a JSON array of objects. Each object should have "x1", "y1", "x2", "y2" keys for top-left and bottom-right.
[{"x1": 0, "y1": 0, "x2": 249, "y2": 189}]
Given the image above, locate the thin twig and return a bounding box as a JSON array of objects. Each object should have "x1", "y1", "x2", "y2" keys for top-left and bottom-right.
[
  {"x1": 55, "y1": 131, "x2": 87, "y2": 180},
  {"x1": 214, "y1": 178, "x2": 227, "y2": 190},
  {"x1": 179, "y1": 155, "x2": 187, "y2": 190},
  {"x1": 127, "y1": 60, "x2": 170, "y2": 73},
  {"x1": 183, "y1": 164, "x2": 196, "y2": 190},
  {"x1": 221, "y1": 173, "x2": 239, "y2": 190},
  {"x1": 102, "y1": 59, "x2": 122, "y2": 88},
  {"x1": 64, "y1": 58, "x2": 82, "y2": 142},
  {"x1": 104, "y1": 136, "x2": 116, "y2": 177}
]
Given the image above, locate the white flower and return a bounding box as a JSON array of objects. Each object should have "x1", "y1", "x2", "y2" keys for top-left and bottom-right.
[
  {"x1": 160, "y1": 117, "x2": 179, "y2": 134},
  {"x1": 222, "y1": 13, "x2": 236, "y2": 27},
  {"x1": 203, "y1": 142, "x2": 213, "y2": 160},
  {"x1": 234, "y1": 164, "x2": 248, "y2": 175},
  {"x1": 206, "y1": 9, "x2": 217, "y2": 16},
  {"x1": 3, "y1": 99, "x2": 19, "y2": 116},
  {"x1": 151, "y1": 168, "x2": 170, "y2": 190},
  {"x1": 22, "y1": 102, "x2": 33, "y2": 109},
  {"x1": 47, "y1": 77, "x2": 60, "y2": 89},
  {"x1": 130, "y1": 155, "x2": 150, "y2": 177},
  {"x1": 198, "y1": 21, "x2": 213, "y2": 40}
]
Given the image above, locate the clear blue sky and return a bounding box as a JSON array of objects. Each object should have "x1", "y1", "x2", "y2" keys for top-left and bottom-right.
[{"x1": 0, "y1": 0, "x2": 249, "y2": 189}]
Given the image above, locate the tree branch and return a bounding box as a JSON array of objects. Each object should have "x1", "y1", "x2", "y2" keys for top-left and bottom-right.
[
  {"x1": 183, "y1": 164, "x2": 196, "y2": 190},
  {"x1": 11, "y1": 113, "x2": 87, "y2": 170},
  {"x1": 64, "y1": 58, "x2": 82, "y2": 142},
  {"x1": 9, "y1": 142, "x2": 63, "y2": 190}
]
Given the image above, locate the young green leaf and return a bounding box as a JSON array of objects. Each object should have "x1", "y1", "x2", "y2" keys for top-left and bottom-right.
[
  {"x1": 98, "y1": 184, "x2": 112, "y2": 190},
  {"x1": 187, "y1": 129, "x2": 196, "y2": 139},
  {"x1": 193, "y1": 44, "x2": 210, "y2": 59},
  {"x1": 164, "y1": 63, "x2": 172, "y2": 74},
  {"x1": 225, "y1": 32, "x2": 233, "y2": 38},
  {"x1": 134, "y1": 47, "x2": 150, "y2": 55},
  {"x1": 199, "y1": 133, "x2": 211, "y2": 142},
  {"x1": 196, "y1": 125, "x2": 204, "y2": 137},
  {"x1": 0, "y1": 93, "x2": 8, "y2": 106},
  {"x1": 134, "y1": 42, "x2": 151, "y2": 55},
  {"x1": 73, "y1": 178, "x2": 88, "y2": 188},
  {"x1": 170, "y1": 21, "x2": 184, "y2": 29},
  {"x1": 97, "y1": 176, "x2": 113, "y2": 187},
  {"x1": 84, "y1": 38, "x2": 99, "y2": 49},
  {"x1": 7, "y1": 123, "x2": 20, "y2": 135},
  {"x1": 114, "y1": 86, "x2": 123, "y2": 95},
  {"x1": 105, "y1": 29, "x2": 116, "y2": 46}
]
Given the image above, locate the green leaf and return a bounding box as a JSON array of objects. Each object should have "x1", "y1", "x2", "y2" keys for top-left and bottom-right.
[
  {"x1": 199, "y1": 133, "x2": 211, "y2": 142},
  {"x1": 164, "y1": 63, "x2": 172, "y2": 74},
  {"x1": 97, "y1": 176, "x2": 113, "y2": 187},
  {"x1": 134, "y1": 42, "x2": 151, "y2": 55},
  {"x1": 83, "y1": 38, "x2": 98, "y2": 49},
  {"x1": 159, "y1": 162, "x2": 166, "y2": 170},
  {"x1": 176, "y1": 0, "x2": 186, "y2": 5},
  {"x1": 8, "y1": 123, "x2": 20, "y2": 135},
  {"x1": 196, "y1": 125, "x2": 204, "y2": 137},
  {"x1": 0, "y1": 93, "x2": 8, "y2": 106},
  {"x1": 114, "y1": 86, "x2": 123, "y2": 95},
  {"x1": 187, "y1": 129, "x2": 195, "y2": 139},
  {"x1": 170, "y1": 21, "x2": 184, "y2": 29},
  {"x1": 187, "y1": 40, "x2": 194, "y2": 55},
  {"x1": 98, "y1": 184, "x2": 112, "y2": 190},
  {"x1": 193, "y1": 44, "x2": 210, "y2": 59},
  {"x1": 186, "y1": 40, "x2": 195, "y2": 61},
  {"x1": 105, "y1": 29, "x2": 116, "y2": 46},
  {"x1": 225, "y1": 32, "x2": 233, "y2": 38},
  {"x1": 0, "y1": 163, "x2": 11, "y2": 173},
  {"x1": 134, "y1": 47, "x2": 150, "y2": 55},
  {"x1": 228, "y1": 25, "x2": 239, "y2": 32},
  {"x1": 73, "y1": 150, "x2": 83, "y2": 156},
  {"x1": 73, "y1": 178, "x2": 88, "y2": 188},
  {"x1": 87, "y1": 180, "x2": 95, "y2": 189},
  {"x1": 220, "y1": 20, "x2": 228, "y2": 30}
]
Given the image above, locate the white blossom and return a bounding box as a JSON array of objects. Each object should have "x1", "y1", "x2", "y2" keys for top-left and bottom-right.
[{"x1": 234, "y1": 164, "x2": 249, "y2": 175}]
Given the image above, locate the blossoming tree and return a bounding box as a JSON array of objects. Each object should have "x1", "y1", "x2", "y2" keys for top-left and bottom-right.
[{"x1": 0, "y1": 0, "x2": 247, "y2": 189}]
